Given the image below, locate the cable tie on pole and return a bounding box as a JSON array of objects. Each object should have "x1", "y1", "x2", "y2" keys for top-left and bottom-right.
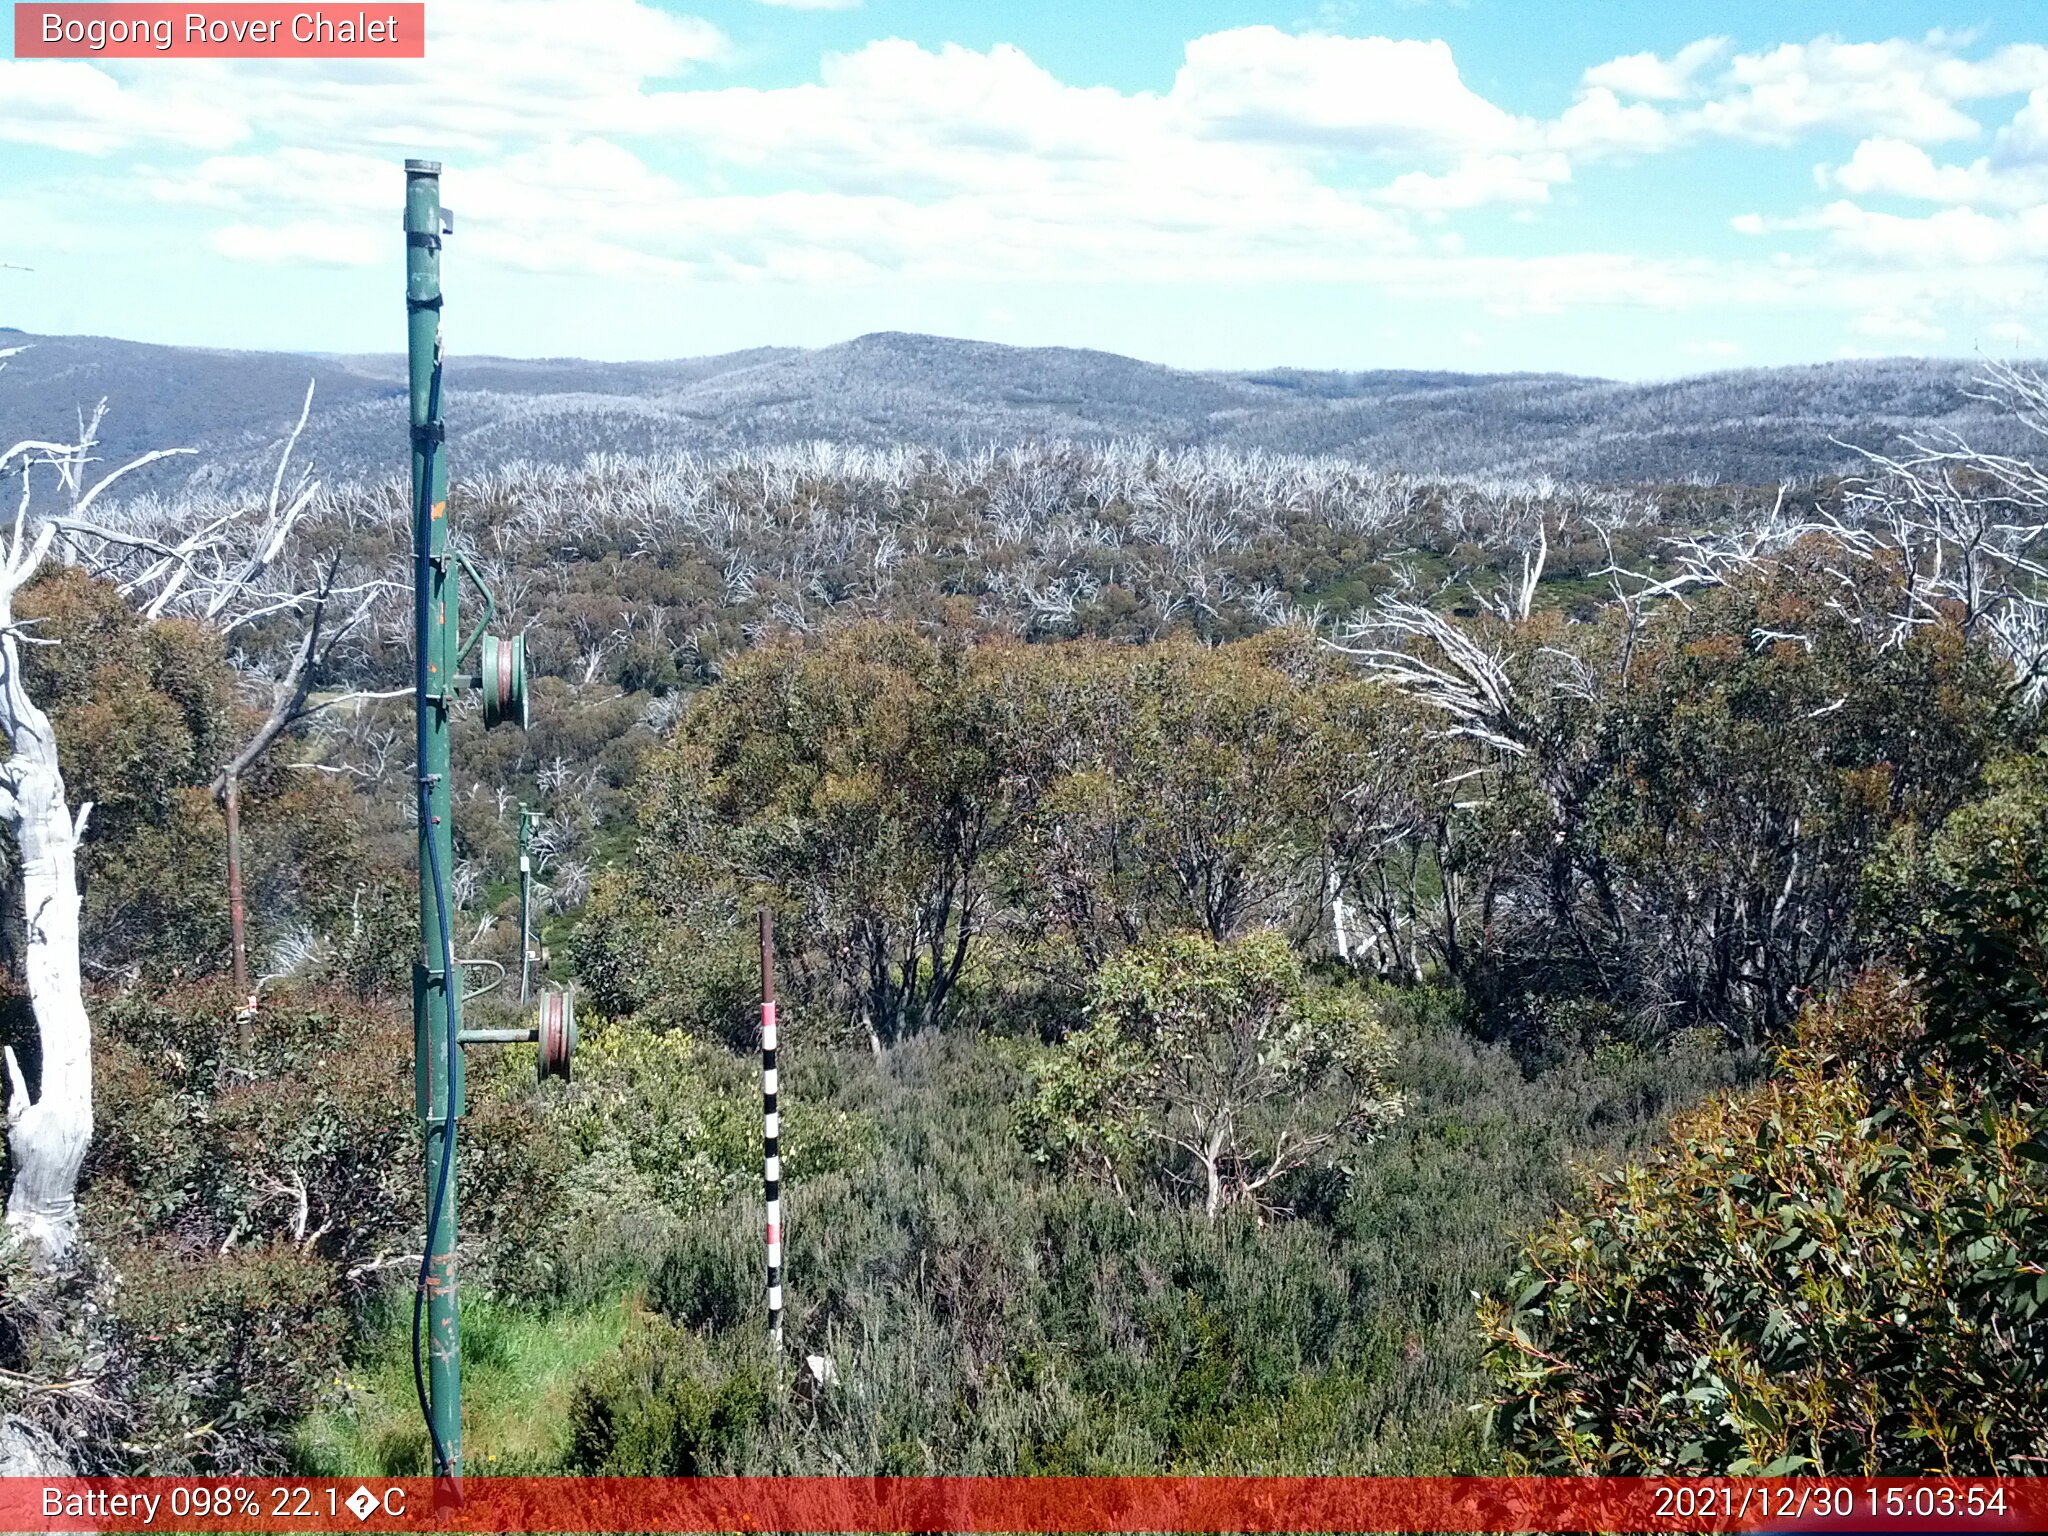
[
  {"x1": 406, "y1": 231, "x2": 442, "y2": 250},
  {"x1": 406, "y1": 295, "x2": 444, "y2": 312},
  {"x1": 411, "y1": 422, "x2": 446, "y2": 448}
]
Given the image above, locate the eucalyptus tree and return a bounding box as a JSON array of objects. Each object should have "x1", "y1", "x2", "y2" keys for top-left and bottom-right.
[{"x1": 1023, "y1": 930, "x2": 1404, "y2": 1218}]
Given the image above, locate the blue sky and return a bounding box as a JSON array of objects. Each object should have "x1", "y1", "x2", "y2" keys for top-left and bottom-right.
[{"x1": 2, "y1": 0, "x2": 2045, "y2": 377}]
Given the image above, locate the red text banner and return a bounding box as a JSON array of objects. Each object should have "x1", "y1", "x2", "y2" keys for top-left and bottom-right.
[
  {"x1": 13, "y1": 5, "x2": 425, "y2": 58},
  {"x1": 0, "y1": 1477, "x2": 2041, "y2": 1533}
]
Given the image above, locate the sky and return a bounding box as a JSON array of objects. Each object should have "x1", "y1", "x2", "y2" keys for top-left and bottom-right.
[{"x1": 1, "y1": 0, "x2": 2045, "y2": 378}]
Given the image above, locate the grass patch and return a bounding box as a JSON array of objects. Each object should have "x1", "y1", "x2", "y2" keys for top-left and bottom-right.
[{"x1": 294, "y1": 1290, "x2": 636, "y2": 1475}]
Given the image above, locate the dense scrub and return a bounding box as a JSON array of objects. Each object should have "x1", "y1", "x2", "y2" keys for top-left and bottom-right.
[
  {"x1": 533, "y1": 994, "x2": 1739, "y2": 1476},
  {"x1": 587, "y1": 566, "x2": 2004, "y2": 1059},
  {"x1": 8, "y1": 370, "x2": 2048, "y2": 1476},
  {"x1": 1481, "y1": 755, "x2": 2048, "y2": 1472}
]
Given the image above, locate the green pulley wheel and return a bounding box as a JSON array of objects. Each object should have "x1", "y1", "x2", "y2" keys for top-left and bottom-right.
[
  {"x1": 537, "y1": 988, "x2": 576, "y2": 1082},
  {"x1": 479, "y1": 631, "x2": 529, "y2": 731}
]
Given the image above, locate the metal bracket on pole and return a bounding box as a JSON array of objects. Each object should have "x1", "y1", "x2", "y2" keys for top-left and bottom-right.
[{"x1": 451, "y1": 548, "x2": 497, "y2": 673}]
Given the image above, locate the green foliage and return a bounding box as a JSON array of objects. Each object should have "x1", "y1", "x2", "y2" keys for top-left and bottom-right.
[
  {"x1": 18, "y1": 454, "x2": 2034, "y2": 1480},
  {"x1": 0, "y1": 1244, "x2": 122, "y2": 1464},
  {"x1": 606, "y1": 629, "x2": 1421, "y2": 1046},
  {"x1": 1868, "y1": 752, "x2": 2048, "y2": 1090},
  {"x1": 1012, "y1": 637, "x2": 1340, "y2": 961},
  {"x1": 1560, "y1": 557, "x2": 2008, "y2": 1047},
  {"x1": 1026, "y1": 932, "x2": 1403, "y2": 1216},
  {"x1": 555, "y1": 1019, "x2": 874, "y2": 1233},
  {"x1": 295, "y1": 1293, "x2": 632, "y2": 1476},
  {"x1": 12, "y1": 569, "x2": 237, "y2": 976},
  {"x1": 103, "y1": 1241, "x2": 348, "y2": 1474},
  {"x1": 42, "y1": 985, "x2": 570, "y2": 1471},
  {"x1": 648, "y1": 1219, "x2": 756, "y2": 1334},
  {"x1": 1480, "y1": 972, "x2": 2048, "y2": 1473},
  {"x1": 85, "y1": 985, "x2": 417, "y2": 1267},
  {"x1": 4, "y1": 568, "x2": 389, "y2": 983},
  {"x1": 316, "y1": 869, "x2": 417, "y2": 1001},
  {"x1": 574, "y1": 872, "x2": 761, "y2": 1050},
  {"x1": 601, "y1": 570, "x2": 2005, "y2": 1063},
  {"x1": 633, "y1": 623, "x2": 1037, "y2": 1044},
  {"x1": 275, "y1": 986, "x2": 1739, "y2": 1478},
  {"x1": 1, "y1": 1228, "x2": 346, "y2": 1475},
  {"x1": 565, "y1": 1319, "x2": 770, "y2": 1474}
]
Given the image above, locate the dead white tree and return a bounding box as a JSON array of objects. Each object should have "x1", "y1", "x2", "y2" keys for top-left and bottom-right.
[
  {"x1": 0, "y1": 506, "x2": 96, "y2": 1261},
  {"x1": 0, "y1": 372, "x2": 348, "y2": 1263},
  {"x1": 0, "y1": 386, "x2": 192, "y2": 1259},
  {"x1": 1830, "y1": 362, "x2": 2048, "y2": 701}
]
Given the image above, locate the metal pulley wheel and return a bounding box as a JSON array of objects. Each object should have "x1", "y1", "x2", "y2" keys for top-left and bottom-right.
[
  {"x1": 536, "y1": 987, "x2": 576, "y2": 1082},
  {"x1": 479, "y1": 631, "x2": 529, "y2": 731}
]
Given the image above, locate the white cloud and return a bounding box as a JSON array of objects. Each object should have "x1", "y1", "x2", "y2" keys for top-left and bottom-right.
[
  {"x1": 755, "y1": 0, "x2": 860, "y2": 8},
  {"x1": 1815, "y1": 134, "x2": 2048, "y2": 211},
  {"x1": 13, "y1": 16, "x2": 2048, "y2": 352},
  {"x1": 210, "y1": 219, "x2": 381, "y2": 266},
  {"x1": 0, "y1": 61, "x2": 243, "y2": 154},
  {"x1": 0, "y1": 0, "x2": 726, "y2": 157},
  {"x1": 1171, "y1": 27, "x2": 1523, "y2": 158},
  {"x1": 1851, "y1": 310, "x2": 1946, "y2": 342},
  {"x1": 1545, "y1": 86, "x2": 1680, "y2": 158},
  {"x1": 143, "y1": 146, "x2": 391, "y2": 213},
  {"x1": 1695, "y1": 36, "x2": 2048, "y2": 146},
  {"x1": 1765, "y1": 199, "x2": 2048, "y2": 268},
  {"x1": 1993, "y1": 87, "x2": 2048, "y2": 166},
  {"x1": 1583, "y1": 37, "x2": 1729, "y2": 102},
  {"x1": 1823, "y1": 138, "x2": 1984, "y2": 201},
  {"x1": 1380, "y1": 153, "x2": 1568, "y2": 209}
]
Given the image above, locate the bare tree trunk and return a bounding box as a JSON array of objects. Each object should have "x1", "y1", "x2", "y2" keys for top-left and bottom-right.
[
  {"x1": 0, "y1": 1414, "x2": 74, "y2": 1475},
  {"x1": 1201, "y1": 1127, "x2": 1225, "y2": 1219},
  {"x1": 225, "y1": 771, "x2": 249, "y2": 1026},
  {"x1": 0, "y1": 627, "x2": 93, "y2": 1264}
]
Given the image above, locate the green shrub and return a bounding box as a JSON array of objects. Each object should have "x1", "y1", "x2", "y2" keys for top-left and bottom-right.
[
  {"x1": 0, "y1": 1245, "x2": 121, "y2": 1468},
  {"x1": 1023, "y1": 932, "x2": 1403, "y2": 1216},
  {"x1": 1480, "y1": 972, "x2": 2048, "y2": 1473},
  {"x1": 85, "y1": 985, "x2": 417, "y2": 1268},
  {"x1": 648, "y1": 1214, "x2": 756, "y2": 1335},
  {"x1": 557, "y1": 1020, "x2": 873, "y2": 1228},
  {"x1": 1868, "y1": 751, "x2": 2048, "y2": 1093},
  {"x1": 573, "y1": 879, "x2": 763, "y2": 1051},
  {"x1": 105, "y1": 1241, "x2": 348, "y2": 1474},
  {"x1": 565, "y1": 1319, "x2": 769, "y2": 1474},
  {"x1": 65, "y1": 984, "x2": 575, "y2": 1471}
]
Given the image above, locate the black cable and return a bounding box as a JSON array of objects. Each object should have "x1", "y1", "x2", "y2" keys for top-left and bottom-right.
[{"x1": 410, "y1": 346, "x2": 461, "y2": 1488}]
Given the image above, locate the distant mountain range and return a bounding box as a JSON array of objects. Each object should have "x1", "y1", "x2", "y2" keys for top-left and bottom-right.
[{"x1": 1, "y1": 330, "x2": 2038, "y2": 494}]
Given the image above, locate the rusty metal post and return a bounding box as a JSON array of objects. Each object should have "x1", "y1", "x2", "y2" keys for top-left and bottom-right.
[{"x1": 225, "y1": 774, "x2": 251, "y2": 1043}]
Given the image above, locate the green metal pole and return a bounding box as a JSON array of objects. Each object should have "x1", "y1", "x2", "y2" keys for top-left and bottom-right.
[{"x1": 405, "y1": 157, "x2": 463, "y2": 1487}]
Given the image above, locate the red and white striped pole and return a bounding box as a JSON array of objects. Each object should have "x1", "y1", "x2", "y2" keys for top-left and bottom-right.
[{"x1": 760, "y1": 908, "x2": 783, "y2": 1353}]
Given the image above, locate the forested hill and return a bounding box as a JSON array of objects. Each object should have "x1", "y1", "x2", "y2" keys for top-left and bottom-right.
[{"x1": 3, "y1": 328, "x2": 2039, "y2": 490}]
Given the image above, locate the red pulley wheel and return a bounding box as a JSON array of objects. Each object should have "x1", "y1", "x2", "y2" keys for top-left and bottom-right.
[
  {"x1": 537, "y1": 988, "x2": 576, "y2": 1082},
  {"x1": 479, "y1": 632, "x2": 530, "y2": 731}
]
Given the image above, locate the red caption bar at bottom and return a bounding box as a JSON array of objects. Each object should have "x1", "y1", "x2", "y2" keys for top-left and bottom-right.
[{"x1": 4, "y1": 1477, "x2": 2044, "y2": 1533}]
